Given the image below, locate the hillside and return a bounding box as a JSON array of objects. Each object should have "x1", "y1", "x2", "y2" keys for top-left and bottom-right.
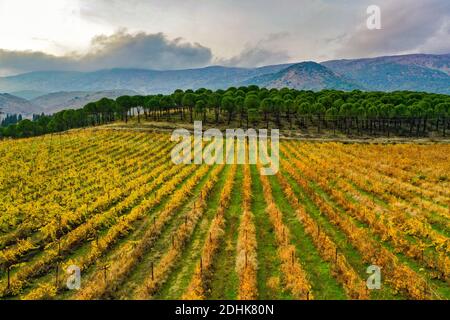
[
  {"x1": 0, "y1": 93, "x2": 42, "y2": 116},
  {"x1": 323, "y1": 54, "x2": 450, "y2": 94},
  {"x1": 31, "y1": 90, "x2": 138, "y2": 113},
  {"x1": 243, "y1": 62, "x2": 360, "y2": 91}
]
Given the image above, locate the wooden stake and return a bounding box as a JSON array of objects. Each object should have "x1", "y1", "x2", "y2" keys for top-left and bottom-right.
[
  {"x1": 7, "y1": 266, "x2": 11, "y2": 290},
  {"x1": 151, "y1": 262, "x2": 154, "y2": 281},
  {"x1": 55, "y1": 264, "x2": 60, "y2": 289},
  {"x1": 101, "y1": 264, "x2": 110, "y2": 283}
]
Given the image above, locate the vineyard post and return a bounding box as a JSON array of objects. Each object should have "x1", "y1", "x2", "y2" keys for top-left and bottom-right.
[
  {"x1": 101, "y1": 264, "x2": 110, "y2": 284},
  {"x1": 151, "y1": 262, "x2": 154, "y2": 281},
  {"x1": 245, "y1": 251, "x2": 248, "y2": 268},
  {"x1": 291, "y1": 249, "x2": 295, "y2": 266},
  {"x1": 420, "y1": 191, "x2": 423, "y2": 210},
  {"x1": 200, "y1": 257, "x2": 203, "y2": 274},
  {"x1": 55, "y1": 263, "x2": 60, "y2": 289},
  {"x1": 335, "y1": 248, "x2": 338, "y2": 262},
  {"x1": 7, "y1": 266, "x2": 10, "y2": 290},
  {"x1": 57, "y1": 216, "x2": 62, "y2": 256},
  {"x1": 306, "y1": 291, "x2": 310, "y2": 300}
]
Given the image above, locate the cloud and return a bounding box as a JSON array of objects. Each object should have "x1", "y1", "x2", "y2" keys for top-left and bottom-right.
[
  {"x1": 0, "y1": 30, "x2": 213, "y2": 75},
  {"x1": 335, "y1": 0, "x2": 450, "y2": 58},
  {"x1": 217, "y1": 33, "x2": 291, "y2": 68}
]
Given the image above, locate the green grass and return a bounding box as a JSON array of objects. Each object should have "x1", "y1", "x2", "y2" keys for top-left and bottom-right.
[
  {"x1": 281, "y1": 171, "x2": 405, "y2": 300},
  {"x1": 250, "y1": 165, "x2": 292, "y2": 300},
  {"x1": 209, "y1": 165, "x2": 243, "y2": 300},
  {"x1": 268, "y1": 173, "x2": 347, "y2": 300}
]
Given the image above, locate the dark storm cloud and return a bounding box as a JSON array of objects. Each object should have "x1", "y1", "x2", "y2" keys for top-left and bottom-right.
[{"x1": 0, "y1": 30, "x2": 213, "y2": 75}]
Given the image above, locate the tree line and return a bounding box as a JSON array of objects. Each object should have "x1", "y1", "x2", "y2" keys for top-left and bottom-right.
[
  {"x1": 1, "y1": 114, "x2": 23, "y2": 127},
  {"x1": 1, "y1": 86, "x2": 450, "y2": 138}
]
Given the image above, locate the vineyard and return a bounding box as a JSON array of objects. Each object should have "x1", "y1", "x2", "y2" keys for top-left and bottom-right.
[{"x1": 0, "y1": 129, "x2": 449, "y2": 300}]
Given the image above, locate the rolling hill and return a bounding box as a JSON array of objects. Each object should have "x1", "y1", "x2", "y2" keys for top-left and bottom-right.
[
  {"x1": 0, "y1": 90, "x2": 139, "y2": 116},
  {"x1": 31, "y1": 90, "x2": 138, "y2": 113},
  {"x1": 322, "y1": 54, "x2": 450, "y2": 93},
  {"x1": 243, "y1": 62, "x2": 361, "y2": 91},
  {"x1": 0, "y1": 93, "x2": 41, "y2": 116}
]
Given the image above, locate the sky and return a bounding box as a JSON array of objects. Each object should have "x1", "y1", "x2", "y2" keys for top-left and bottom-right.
[{"x1": 0, "y1": 0, "x2": 449, "y2": 75}]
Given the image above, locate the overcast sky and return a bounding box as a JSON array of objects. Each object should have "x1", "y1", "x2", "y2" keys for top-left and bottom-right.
[{"x1": 0, "y1": 0, "x2": 449, "y2": 75}]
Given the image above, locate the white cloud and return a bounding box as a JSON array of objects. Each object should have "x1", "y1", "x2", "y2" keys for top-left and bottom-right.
[{"x1": 217, "y1": 33, "x2": 291, "y2": 67}]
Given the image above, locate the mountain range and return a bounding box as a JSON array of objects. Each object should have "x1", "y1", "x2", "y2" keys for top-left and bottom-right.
[{"x1": 0, "y1": 53, "x2": 449, "y2": 116}]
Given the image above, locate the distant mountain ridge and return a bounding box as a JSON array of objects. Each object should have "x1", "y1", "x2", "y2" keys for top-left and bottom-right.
[
  {"x1": 0, "y1": 93, "x2": 41, "y2": 116},
  {"x1": 244, "y1": 62, "x2": 361, "y2": 91},
  {"x1": 31, "y1": 90, "x2": 138, "y2": 113},
  {"x1": 0, "y1": 90, "x2": 138, "y2": 116},
  {"x1": 0, "y1": 64, "x2": 293, "y2": 94},
  {"x1": 322, "y1": 53, "x2": 450, "y2": 93},
  {"x1": 0, "y1": 54, "x2": 448, "y2": 95}
]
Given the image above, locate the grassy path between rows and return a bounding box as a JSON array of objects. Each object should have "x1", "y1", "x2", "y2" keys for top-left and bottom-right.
[
  {"x1": 250, "y1": 165, "x2": 291, "y2": 300},
  {"x1": 267, "y1": 174, "x2": 347, "y2": 300},
  {"x1": 209, "y1": 165, "x2": 243, "y2": 299}
]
